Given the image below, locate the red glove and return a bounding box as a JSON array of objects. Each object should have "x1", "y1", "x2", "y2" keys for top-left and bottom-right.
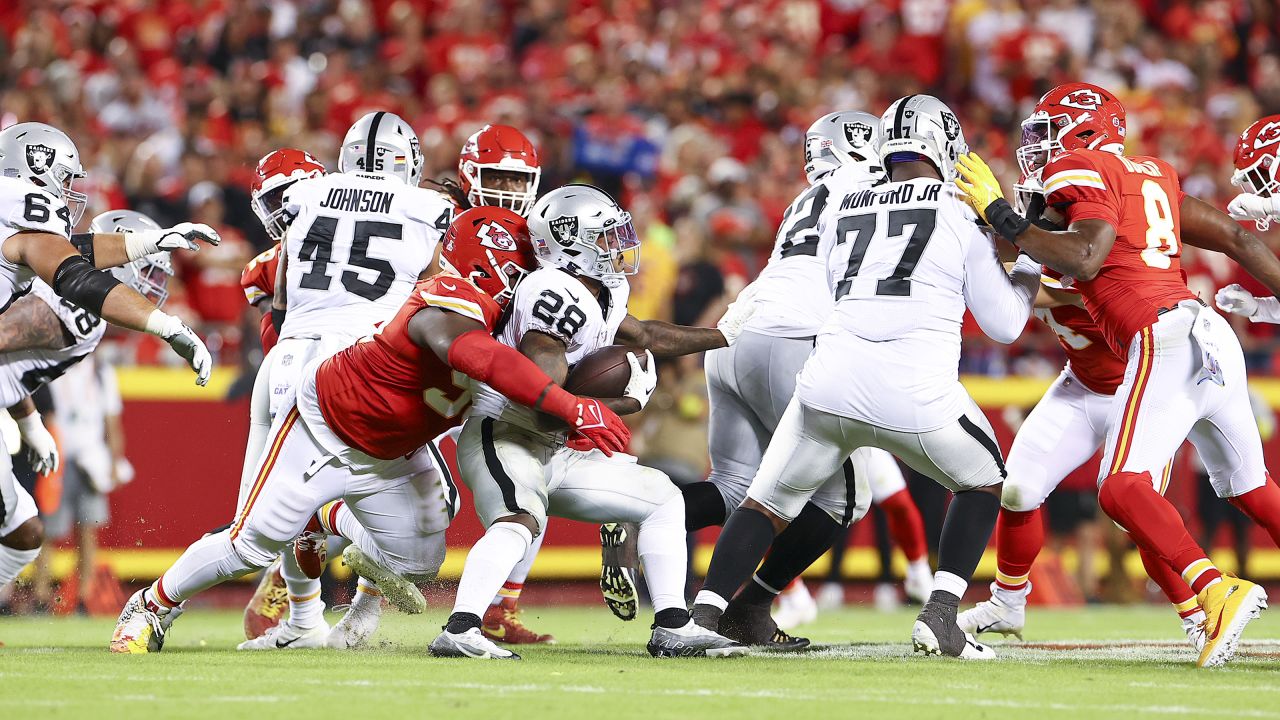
[{"x1": 567, "y1": 397, "x2": 630, "y2": 456}]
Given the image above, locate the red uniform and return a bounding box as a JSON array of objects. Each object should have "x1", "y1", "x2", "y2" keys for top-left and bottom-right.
[
  {"x1": 1036, "y1": 302, "x2": 1127, "y2": 396},
  {"x1": 1042, "y1": 149, "x2": 1194, "y2": 354},
  {"x1": 240, "y1": 243, "x2": 281, "y2": 306},
  {"x1": 315, "y1": 275, "x2": 501, "y2": 461}
]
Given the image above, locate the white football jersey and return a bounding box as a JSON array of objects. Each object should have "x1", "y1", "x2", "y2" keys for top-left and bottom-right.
[
  {"x1": 0, "y1": 177, "x2": 73, "y2": 316},
  {"x1": 796, "y1": 178, "x2": 1038, "y2": 432},
  {"x1": 0, "y1": 280, "x2": 105, "y2": 407},
  {"x1": 472, "y1": 266, "x2": 630, "y2": 435},
  {"x1": 279, "y1": 172, "x2": 453, "y2": 342},
  {"x1": 747, "y1": 164, "x2": 879, "y2": 338}
]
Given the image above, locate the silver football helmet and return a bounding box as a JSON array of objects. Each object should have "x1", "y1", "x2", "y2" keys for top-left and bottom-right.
[
  {"x1": 878, "y1": 95, "x2": 968, "y2": 181},
  {"x1": 804, "y1": 111, "x2": 883, "y2": 184},
  {"x1": 0, "y1": 122, "x2": 88, "y2": 224},
  {"x1": 527, "y1": 185, "x2": 639, "y2": 289},
  {"x1": 338, "y1": 111, "x2": 423, "y2": 186},
  {"x1": 89, "y1": 210, "x2": 174, "y2": 308}
]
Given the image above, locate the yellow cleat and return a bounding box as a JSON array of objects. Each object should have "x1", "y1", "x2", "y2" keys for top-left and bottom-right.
[
  {"x1": 243, "y1": 557, "x2": 288, "y2": 640},
  {"x1": 1196, "y1": 575, "x2": 1267, "y2": 668},
  {"x1": 110, "y1": 589, "x2": 166, "y2": 654}
]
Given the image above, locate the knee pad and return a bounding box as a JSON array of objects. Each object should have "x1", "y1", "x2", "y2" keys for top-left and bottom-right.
[{"x1": 1097, "y1": 471, "x2": 1152, "y2": 519}]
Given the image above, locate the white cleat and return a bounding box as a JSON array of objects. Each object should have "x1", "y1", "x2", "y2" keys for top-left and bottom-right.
[
  {"x1": 110, "y1": 589, "x2": 169, "y2": 654},
  {"x1": 149, "y1": 603, "x2": 184, "y2": 652},
  {"x1": 773, "y1": 581, "x2": 818, "y2": 630},
  {"x1": 647, "y1": 620, "x2": 749, "y2": 658},
  {"x1": 1182, "y1": 613, "x2": 1207, "y2": 654},
  {"x1": 912, "y1": 618, "x2": 995, "y2": 660},
  {"x1": 429, "y1": 627, "x2": 520, "y2": 659},
  {"x1": 327, "y1": 602, "x2": 383, "y2": 650},
  {"x1": 340, "y1": 545, "x2": 425, "y2": 615},
  {"x1": 957, "y1": 584, "x2": 1027, "y2": 640},
  {"x1": 237, "y1": 619, "x2": 330, "y2": 650},
  {"x1": 904, "y1": 559, "x2": 934, "y2": 604}
]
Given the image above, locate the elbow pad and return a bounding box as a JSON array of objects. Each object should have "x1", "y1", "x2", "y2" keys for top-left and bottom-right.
[
  {"x1": 52, "y1": 255, "x2": 122, "y2": 316},
  {"x1": 70, "y1": 233, "x2": 96, "y2": 265}
]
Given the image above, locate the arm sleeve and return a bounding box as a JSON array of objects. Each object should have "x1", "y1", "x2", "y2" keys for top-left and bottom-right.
[
  {"x1": 446, "y1": 330, "x2": 578, "y2": 423},
  {"x1": 962, "y1": 228, "x2": 1040, "y2": 344}
]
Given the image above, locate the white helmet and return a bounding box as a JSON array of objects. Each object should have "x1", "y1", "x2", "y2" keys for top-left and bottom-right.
[
  {"x1": 804, "y1": 111, "x2": 883, "y2": 184},
  {"x1": 527, "y1": 185, "x2": 639, "y2": 289},
  {"x1": 0, "y1": 122, "x2": 88, "y2": 225},
  {"x1": 878, "y1": 95, "x2": 968, "y2": 181},
  {"x1": 89, "y1": 210, "x2": 174, "y2": 308},
  {"x1": 338, "y1": 111, "x2": 423, "y2": 186}
]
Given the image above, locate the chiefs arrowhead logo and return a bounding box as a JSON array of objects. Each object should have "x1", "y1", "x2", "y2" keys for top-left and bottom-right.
[
  {"x1": 1059, "y1": 89, "x2": 1104, "y2": 111},
  {"x1": 477, "y1": 221, "x2": 517, "y2": 251},
  {"x1": 24, "y1": 143, "x2": 55, "y2": 175},
  {"x1": 1253, "y1": 121, "x2": 1280, "y2": 151}
]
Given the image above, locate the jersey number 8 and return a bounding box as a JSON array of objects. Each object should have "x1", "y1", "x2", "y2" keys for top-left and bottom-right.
[{"x1": 1138, "y1": 180, "x2": 1178, "y2": 269}]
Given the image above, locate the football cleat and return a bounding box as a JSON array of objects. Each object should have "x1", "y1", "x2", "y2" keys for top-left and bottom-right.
[
  {"x1": 429, "y1": 627, "x2": 521, "y2": 659},
  {"x1": 720, "y1": 600, "x2": 810, "y2": 652},
  {"x1": 149, "y1": 603, "x2": 185, "y2": 652},
  {"x1": 482, "y1": 597, "x2": 555, "y2": 644},
  {"x1": 293, "y1": 523, "x2": 328, "y2": 580},
  {"x1": 110, "y1": 589, "x2": 169, "y2": 654},
  {"x1": 647, "y1": 620, "x2": 749, "y2": 658},
  {"x1": 327, "y1": 601, "x2": 383, "y2": 650},
  {"x1": 243, "y1": 556, "x2": 288, "y2": 639},
  {"x1": 957, "y1": 585, "x2": 1026, "y2": 640},
  {"x1": 341, "y1": 545, "x2": 426, "y2": 614},
  {"x1": 904, "y1": 559, "x2": 934, "y2": 605},
  {"x1": 599, "y1": 523, "x2": 639, "y2": 621},
  {"x1": 1182, "y1": 612, "x2": 1207, "y2": 654},
  {"x1": 913, "y1": 600, "x2": 996, "y2": 660},
  {"x1": 772, "y1": 580, "x2": 818, "y2": 630},
  {"x1": 1197, "y1": 576, "x2": 1267, "y2": 668},
  {"x1": 237, "y1": 618, "x2": 330, "y2": 650}
]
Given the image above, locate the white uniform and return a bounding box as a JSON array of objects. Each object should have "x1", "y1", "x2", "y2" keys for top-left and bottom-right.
[
  {"x1": 748, "y1": 178, "x2": 1040, "y2": 520},
  {"x1": 0, "y1": 178, "x2": 69, "y2": 316},
  {"x1": 461, "y1": 267, "x2": 677, "y2": 533}
]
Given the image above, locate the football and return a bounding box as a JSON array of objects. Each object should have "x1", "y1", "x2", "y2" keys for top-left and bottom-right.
[{"x1": 563, "y1": 345, "x2": 648, "y2": 398}]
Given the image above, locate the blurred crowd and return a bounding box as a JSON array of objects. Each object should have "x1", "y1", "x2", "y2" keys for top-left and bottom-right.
[{"x1": 3, "y1": 0, "x2": 1280, "y2": 374}]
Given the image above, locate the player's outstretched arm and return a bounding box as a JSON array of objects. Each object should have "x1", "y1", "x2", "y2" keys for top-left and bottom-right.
[
  {"x1": 1182, "y1": 194, "x2": 1280, "y2": 300},
  {"x1": 963, "y1": 233, "x2": 1041, "y2": 344},
  {"x1": 0, "y1": 294, "x2": 72, "y2": 352},
  {"x1": 75, "y1": 224, "x2": 220, "y2": 269},
  {"x1": 615, "y1": 315, "x2": 726, "y2": 358},
  {"x1": 7, "y1": 232, "x2": 211, "y2": 385}
]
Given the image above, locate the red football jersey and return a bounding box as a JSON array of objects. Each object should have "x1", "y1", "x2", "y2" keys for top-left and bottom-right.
[
  {"x1": 1042, "y1": 149, "x2": 1194, "y2": 355},
  {"x1": 1035, "y1": 303, "x2": 1126, "y2": 396},
  {"x1": 241, "y1": 243, "x2": 281, "y2": 306},
  {"x1": 315, "y1": 275, "x2": 502, "y2": 460}
]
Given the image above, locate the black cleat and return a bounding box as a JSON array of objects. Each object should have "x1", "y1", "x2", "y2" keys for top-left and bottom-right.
[
  {"x1": 719, "y1": 601, "x2": 810, "y2": 651},
  {"x1": 913, "y1": 599, "x2": 994, "y2": 660}
]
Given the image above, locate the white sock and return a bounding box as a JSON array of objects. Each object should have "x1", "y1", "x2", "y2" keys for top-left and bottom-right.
[
  {"x1": 452, "y1": 522, "x2": 533, "y2": 619},
  {"x1": 0, "y1": 546, "x2": 40, "y2": 585},
  {"x1": 493, "y1": 528, "x2": 545, "y2": 606},
  {"x1": 932, "y1": 570, "x2": 968, "y2": 602},
  {"x1": 351, "y1": 578, "x2": 384, "y2": 614},
  {"x1": 694, "y1": 589, "x2": 729, "y2": 611},
  {"x1": 638, "y1": 496, "x2": 688, "y2": 613},
  {"x1": 149, "y1": 531, "x2": 255, "y2": 606},
  {"x1": 281, "y1": 549, "x2": 324, "y2": 629},
  {"x1": 992, "y1": 582, "x2": 1030, "y2": 608}
]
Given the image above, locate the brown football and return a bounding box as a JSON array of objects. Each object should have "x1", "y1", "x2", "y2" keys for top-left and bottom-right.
[{"x1": 564, "y1": 345, "x2": 648, "y2": 398}]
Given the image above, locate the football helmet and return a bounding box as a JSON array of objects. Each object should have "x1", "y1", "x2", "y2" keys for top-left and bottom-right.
[
  {"x1": 89, "y1": 210, "x2": 174, "y2": 308},
  {"x1": 0, "y1": 122, "x2": 88, "y2": 225},
  {"x1": 251, "y1": 149, "x2": 326, "y2": 243},
  {"x1": 878, "y1": 95, "x2": 968, "y2": 181},
  {"x1": 1016, "y1": 82, "x2": 1125, "y2": 181},
  {"x1": 803, "y1": 111, "x2": 883, "y2": 184},
  {"x1": 458, "y1": 125, "x2": 541, "y2": 216},
  {"x1": 527, "y1": 185, "x2": 639, "y2": 289},
  {"x1": 439, "y1": 206, "x2": 538, "y2": 308},
  {"x1": 1231, "y1": 115, "x2": 1280, "y2": 199},
  {"x1": 338, "y1": 111, "x2": 423, "y2": 186}
]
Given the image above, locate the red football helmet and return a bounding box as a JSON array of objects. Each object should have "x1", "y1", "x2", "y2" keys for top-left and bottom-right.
[
  {"x1": 251, "y1": 148, "x2": 326, "y2": 242},
  {"x1": 1232, "y1": 115, "x2": 1280, "y2": 199},
  {"x1": 440, "y1": 206, "x2": 539, "y2": 308},
  {"x1": 1017, "y1": 82, "x2": 1126, "y2": 180},
  {"x1": 458, "y1": 125, "x2": 541, "y2": 217}
]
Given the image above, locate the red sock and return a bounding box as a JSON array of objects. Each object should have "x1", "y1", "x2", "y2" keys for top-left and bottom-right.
[
  {"x1": 1229, "y1": 475, "x2": 1280, "y2": 546},
  {"x1": 1138, "y1": 545, "x2": 1199, "y2": 616},
  {"x1": 492, "y1": 581, "x2": 523, "y2": 607},
  {"x1": 878, "y1": 489, "x2": 928, "y2": 562},
  {"x1": 1099, "y1": 471, "x2": 1221, "y2": 593},
  {"x1": 994, "y1": 507, "x2": 1043, "y2": 592}
]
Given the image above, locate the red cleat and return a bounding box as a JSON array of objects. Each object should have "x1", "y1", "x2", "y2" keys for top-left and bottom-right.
[
  {"x1": 482, "y1": 598, "x2": 555, "y2": 644},
  {"x1": 243, "y1": 557, "x2": 287, "y2": 639}
]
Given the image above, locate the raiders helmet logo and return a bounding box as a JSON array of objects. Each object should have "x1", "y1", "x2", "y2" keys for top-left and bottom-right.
[
  {"x1": 1059, "y1": 89, "x2": 1104, "y2": 111},
  {"x1": 477, "y1": 221, "x2": 517, "y2": 251},
  {"x1": 844, "y1": 122, "x2": 873, "y2": 149},
  {"x1": 940, "y1": 112, "x2": 961, "y2": 141},
  {"x1": 549, "y1": 215, "x2": 579, "y2": 247},
  {"x1": 25, "y1": 143, "x2": 55, "y2": 175},
  {"x1": 1254, "y1": 121, "x2": 1280, "y2": 150}
]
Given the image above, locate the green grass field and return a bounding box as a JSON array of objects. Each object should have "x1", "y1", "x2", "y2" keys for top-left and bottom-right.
[{"x1": 3, "y1": 604, "x2": 1280, "y2": 719}]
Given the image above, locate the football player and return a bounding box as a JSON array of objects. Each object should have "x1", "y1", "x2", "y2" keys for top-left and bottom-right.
[
  {"x1": 692, "y1": 95, "x2": 1043, "y2": 661},
  {"x1": 954, "y1": 82, "x2": 1280, "y2": 667},
  {"x1": 0, "y1": 209, "x2": 171, "y2": 599},
  {"x1": 0, "y1": 123, "x2": 216, "y2": 384},
  {"x1": 110, "y1": 206, "x2": 628, "y2": 653},
  {"x1": 1215, "y1": 115, "x2": 1280, "y2": 321},
  {"x1": 430, "y1": 184, "x2": 756, "y2": 660}
]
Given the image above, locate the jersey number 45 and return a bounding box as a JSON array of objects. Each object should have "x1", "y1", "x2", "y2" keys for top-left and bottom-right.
[{"x1": 297, "y1": 216, "x2": 401, "y2": 301}]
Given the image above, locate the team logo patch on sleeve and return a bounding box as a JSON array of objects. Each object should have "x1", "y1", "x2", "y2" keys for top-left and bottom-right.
[
  {"x1": 844, "y1": 122, "x2": 873, "y2": 149},
  {"x1": 25, "y1": 144, "x2": 55, "y2": 174},
  {"x1": 549, "y1": 216, "x2": 579, "y2": 247}
]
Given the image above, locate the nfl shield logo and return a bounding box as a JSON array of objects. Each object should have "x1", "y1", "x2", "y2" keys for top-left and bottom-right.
[{"x1": 25, "y1": 143, "x2": 54, "y2": 175}]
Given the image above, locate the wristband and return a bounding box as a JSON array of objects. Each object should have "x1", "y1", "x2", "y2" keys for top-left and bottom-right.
[
  {"x1": 145, "y1": 309, "x2": 173, "y2": 336},
  {"x1": 125, "y1": 231, "x2": 162, "y2": 262},
  {"x1": 984, "y1": 198, "x2": 1032, "y2": 243},
  {"x1": 14, "y1": 412, "x2": 43, "y2": 436}
]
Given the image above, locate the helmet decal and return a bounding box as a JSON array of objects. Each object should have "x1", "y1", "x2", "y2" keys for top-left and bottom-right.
[
  {"x1": 549, "y1": 215, "x2": 579, "y2": 247},
  {"x1": 1254, "y1": 121, "x2": 1280, "y2": 150},
  {"x1": 25, "y1": 144, "x2": 54, "y2": 175},
  {"x1": 476, "y1": 221, "x2": 517, "y2": 252},
  {"x1": 1059, "y1": 88, "x2": 1105, "y2": 111},
  {"x1": 941, "y1": 112, "x2": 961, "y2": 141},
  {"x1": 844, "y1": 122, "x2": 874, "y2": 149}
]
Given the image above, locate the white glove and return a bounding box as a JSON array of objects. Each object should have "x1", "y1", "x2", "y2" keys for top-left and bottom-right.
[
  {"x1": 622, "y1": 350, "x2": 657, "y2": 409},
  {"x1": 1227, "y1": 193, "x2": 1279, "y2": 222},
  {"x1": 147, "y1": 310, "x2": 212, "y2": 386},
  {"x1": 1215, "y1": 283, "x2": 1259, "y2": 317},
  {"x1": 716, "y1": 281, "x2": 760, "y2": 346},
  {"x1": 15, "y1": 413, "x2": 58, "y2": 476},
  {"x1": 126, "y1": 222, "x2": 221, "y2": 260},
  {"x1": 114, "y1": 457, "x2": 135, "y2": 487}
]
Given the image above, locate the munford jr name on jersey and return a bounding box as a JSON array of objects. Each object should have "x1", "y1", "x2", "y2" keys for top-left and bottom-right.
[
  {"x1": 318, "y1": 187, "x2": 395, "y2": 214},
  {"x1": 839, "y1": 181, "x2": 943, "y2": 211}
]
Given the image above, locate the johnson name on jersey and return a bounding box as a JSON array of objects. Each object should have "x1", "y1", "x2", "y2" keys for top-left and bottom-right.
[
  {"x1": 471, "y1": 266, "x2": 629, "y2": 434},
  {"x1": 278, "y1": 171, "x2": 453, "y2": 341},
  {"x1": 0, "y1": 279, "x2": 105, "y2": 407},
  {"x1": 0, "y1": 177, "x2": 72, "y2": 315},
  {"x1": 748, "y1": 163, "x2": 880, "y2": 338}
]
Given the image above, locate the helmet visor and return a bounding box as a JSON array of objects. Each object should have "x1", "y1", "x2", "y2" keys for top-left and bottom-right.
[
  {"x1": 252, "y1": 184, "x2": 292, "y2": 242},
  {"x1": 1016, "y1": 116, "x2": 1053, "y2": 178},
  {"x1": 599, "y1": 214, "x2": 640, "y2": 276}
]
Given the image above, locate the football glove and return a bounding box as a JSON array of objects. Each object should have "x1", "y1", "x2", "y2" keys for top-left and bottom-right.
[
  {"x1": 16, "y1": 413, "x2": 58, "y2": 476},
  {"x1": 1227, "y1": 193, "x2": 1279, "y2": 223},
  {"x1": 622, "y1": 350, "x2": 657, "y2": 410},
  {"x1": 954, "y1": 152, "x2": 1005, "y2": 221},
  {"x1": 126, "y1": 223, "x2": 221, "y2": 260},
  {"x1": 1216, "y1": 284, "x2": 1259, "y2": 317},
  {"x1": 716, "y1": 281, "x2": 760, "y2": 346},
  {"x1": 148, "y1": 311, "x2": 212, "y2": 386},
  {"x1": 569, "y1": 397, "x2": 630, "y2": 457}
]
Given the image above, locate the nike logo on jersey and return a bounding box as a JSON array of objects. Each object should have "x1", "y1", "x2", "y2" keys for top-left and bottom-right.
[
  {"x1": 564, "y1": 289, "x2": 581, "y2": 303},
  {"x1": 440, "y1": 281, "x2": 457, "y2": 291}
]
